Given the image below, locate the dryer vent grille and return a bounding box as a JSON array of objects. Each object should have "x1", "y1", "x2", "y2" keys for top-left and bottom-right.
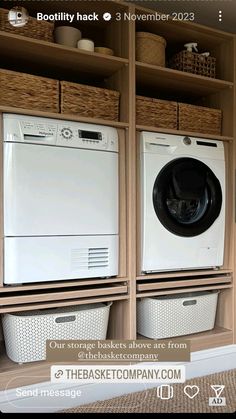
[
  {"x1": 71, "y1": 248, "x2": 109, "y2": 271},
  {"x1": 88, "y1": 248, "x2": 109, "y2": 269}
]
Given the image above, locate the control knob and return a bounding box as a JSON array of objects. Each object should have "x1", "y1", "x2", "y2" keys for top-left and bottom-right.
[{"x1": 61, "y1": 127, "x2": 73, "y2": 140}]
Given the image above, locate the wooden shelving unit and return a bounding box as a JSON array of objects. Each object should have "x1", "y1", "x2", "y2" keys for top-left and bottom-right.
[
  {"x1": 0, "y1": 0, "x2": 235, "y2": 390},
  {"x1": 136, "y1": 62, "x2": 234, "y2": 96},
  {"x1": 134, "y1": 2, "x2": 235, "y2": 355},
  {"x1": 0, "y1": 31, "x2": 129, "y2": 78}
]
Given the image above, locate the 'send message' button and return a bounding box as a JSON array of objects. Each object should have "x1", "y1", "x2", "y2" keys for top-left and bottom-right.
[{"x1": 51, "y1": 365, "x2": 186, "y2": 384}]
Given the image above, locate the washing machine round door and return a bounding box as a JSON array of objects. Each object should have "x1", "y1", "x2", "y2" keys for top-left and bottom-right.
[{"x1": 153, "y1": 157, "x2": 222, "y2": 237}]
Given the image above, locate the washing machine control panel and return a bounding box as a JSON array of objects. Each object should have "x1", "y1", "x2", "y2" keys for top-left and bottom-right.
[
  {"x1": 58, "y1": 126, "x2": 106, "y2": 146},
  {"x1": 57, "y1": 123, "x2": 118, "y2": 152},
  {"x1": 3, "y1": 114, "x2": 119, "y2": 152}
]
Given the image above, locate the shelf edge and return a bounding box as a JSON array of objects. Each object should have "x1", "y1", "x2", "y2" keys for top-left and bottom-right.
[
  {"x1": 0, "y1": 106, "x2": 129, "y2": 128},
  {"x1": 136, "y1": 61, "x2": 234, "y2": 88}
]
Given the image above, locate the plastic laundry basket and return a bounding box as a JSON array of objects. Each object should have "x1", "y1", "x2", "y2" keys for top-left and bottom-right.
[
  {"x1": 2, "y1": 302, "x2": 112, "y2": 363},
  {"x1": 137, "y1": 291, "x2": 218, "y2": 339}
]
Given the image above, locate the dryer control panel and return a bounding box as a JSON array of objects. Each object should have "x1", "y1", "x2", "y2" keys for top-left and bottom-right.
[{"x1": 3, "y1": 114, "x2": 118, "y2": 152}]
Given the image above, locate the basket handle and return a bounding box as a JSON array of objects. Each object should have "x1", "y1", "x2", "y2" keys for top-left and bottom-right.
[
  {"x1": 183, "y1": 299, "x2": 197, "y2": 306},
  {"x1": 55, "y1": 315, "x2": 76, "y2": 323}
]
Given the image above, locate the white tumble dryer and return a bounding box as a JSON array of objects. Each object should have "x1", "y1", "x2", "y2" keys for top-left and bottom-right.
[
  {"x1": 140, "y1": 131, "x2": 225, "y2": 272},
  {"x1": 3, "y1": 114, "x2": 119, "y2": 284}
]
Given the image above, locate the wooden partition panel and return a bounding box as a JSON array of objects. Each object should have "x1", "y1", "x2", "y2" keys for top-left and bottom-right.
[
  {"x1": 216, "y1": 288, "x2": 234, "y2": 331},
  {"x1": 233, "y1": 35, "x2": 236, "y2": 344},
  {"x1": 0, "y1": 113, "x2": 3, "y2": 287},
  {"x1": 118, "y1": 128, "x2": 127, "y2": 278},
  {"x1": 108, "y1": 299, "x2": 132, "y2": 339},
  {"x1": 122, "y1": 4, "x2": 136, "y2": 339}
]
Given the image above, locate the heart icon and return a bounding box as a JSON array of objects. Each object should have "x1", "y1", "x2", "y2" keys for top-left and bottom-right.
[{"x1": 184, "y1": 385, "x2": 199, "y2": 399}]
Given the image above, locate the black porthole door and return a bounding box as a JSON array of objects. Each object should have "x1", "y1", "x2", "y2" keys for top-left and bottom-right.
[{"x1": 153, "y1": 158, "x2": 222, "y2": 237}]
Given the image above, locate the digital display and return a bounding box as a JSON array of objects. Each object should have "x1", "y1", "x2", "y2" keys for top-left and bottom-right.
[{"x1": 79, "y1": 130, "x2": 102, "y2": 140}]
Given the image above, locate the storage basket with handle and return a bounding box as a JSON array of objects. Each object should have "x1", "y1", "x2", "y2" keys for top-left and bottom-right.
[
  {"x1": 169, "y1": 50, "x2": 216, "y2": 78},
  {"x1": 60, "y1": 81, "x2": 120, "y2": 121},
  {"x1": 0, "y1": 8, "x2": 54, "y2": 42},
  {"x1": 136, "y1": 95, "x2": 177, "y2": 129},
  {"x1": 137, "y1": 291, "x2": 219, "y2": 339},
  {"x1": 178, "y1": 103, "x2": 222, "y2": 135},
  {"x1": 136, "y1": 32, "x2": 166, "y2": 67},
  {"x1": 0, "y1": 68, "x2": 59, "y2": 113},
  {"x1": 2, "y1": 302, "x2": 112, "y2": 363}
]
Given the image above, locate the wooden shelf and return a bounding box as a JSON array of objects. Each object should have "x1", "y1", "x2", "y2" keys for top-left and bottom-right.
[
  {"x1": 0, "y1": 106, "x2": 129, "y2": 129},
  {"x1": 136, "y1": 124, "x2": 233, "y2": 142},
  {"x1": 136, "y1": 62, "x2": 234, "y2": 96},
  {"x1": 0, "y1": 31, "x2": 129, "y2": 78},
  {"x1": 138, "y1": 327, "x2": 233, "y2": 352},
  {"x1": 136, "y1": 269, "x2": 232, "y2": 281},
  {"x1": 137, "y1": 276, "x2": 232, "y2": 293},
  {"x1": 0, "y1": 294, "x2": 129, "y2": 314},
  {"x1": 0, "y1": 277, "x2": 128, "y2": 293},
  {"x1": 136, "y1": 283, "x2": 232, "y2": 298},
  {"x1": 0, "y1": 284, "x2": 128, "y2": 307}
]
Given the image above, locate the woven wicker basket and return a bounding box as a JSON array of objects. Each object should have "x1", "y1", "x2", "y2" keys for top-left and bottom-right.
[
  {"x1": 136, "y1": 32, "x2": 166, "y2": 67},
  {"x1": 178, "y1": 103, "x2": 222, "y2": 135},
  {"x1": 61, "y1": 82, "x2": 120, "y2": 121},
  {"x1": 170, "y1": 50, "x2": 216, "y2": 78},
  {"x1": 0, "y1": 8, "x2": 54, "y2": 42},
  {"x1": 0, "y1": 69, "x2": 59, "y2": 113},
  {"x1": 136, "y1": 96, "x2": 177, "y2": 129}
]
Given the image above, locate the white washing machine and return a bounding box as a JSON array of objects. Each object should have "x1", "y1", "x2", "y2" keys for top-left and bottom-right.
[
  {"x1": 140, "y1": 131, "x2": 225, "y2": 272},
  {"x1": 3, "y1": 114, "x2": 119, "y2": 284}
]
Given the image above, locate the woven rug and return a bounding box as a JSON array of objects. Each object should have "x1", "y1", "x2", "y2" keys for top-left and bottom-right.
[{"x1": 61, "y1": 369, "x2": 236, "y2": 413}]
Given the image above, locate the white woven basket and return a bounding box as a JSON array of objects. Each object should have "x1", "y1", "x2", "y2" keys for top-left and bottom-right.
[
  {"x1": 2, "y1": 302, "x2": 112, "y2": 364},
  {"x1": 137, "y1": 291, "x2": 218, "y2": 339}
]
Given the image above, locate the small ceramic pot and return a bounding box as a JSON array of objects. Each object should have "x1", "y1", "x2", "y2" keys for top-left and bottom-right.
[
  {"x1": 77, "y1": 38, "x2": 95, "y2": 52},
  {"x1": 54, "y1": 26, "x2": 81, "y2": 48}
]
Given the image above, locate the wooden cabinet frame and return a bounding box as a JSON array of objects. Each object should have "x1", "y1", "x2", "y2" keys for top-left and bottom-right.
[{"x1": 0, "y1": 0, "x2": 235, "y2": 389}]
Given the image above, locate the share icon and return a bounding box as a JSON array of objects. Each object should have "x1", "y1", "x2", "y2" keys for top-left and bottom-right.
[{"x1": 211, "y1": 385, "x2": 225, "y2": 398}]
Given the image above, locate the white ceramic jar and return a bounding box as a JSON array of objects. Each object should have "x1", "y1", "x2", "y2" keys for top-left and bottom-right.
[
  {"x1": 77, "y1": 38, "x2": 94, "y2": 52},
  {"x1": 54, "y1": 26, "x2": 81, "y2": 48}
]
